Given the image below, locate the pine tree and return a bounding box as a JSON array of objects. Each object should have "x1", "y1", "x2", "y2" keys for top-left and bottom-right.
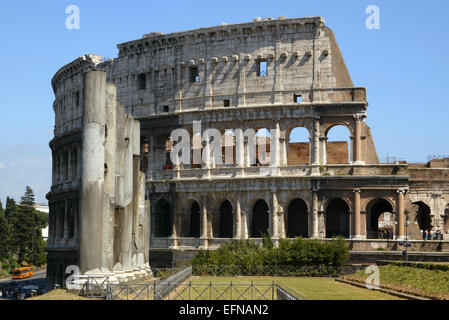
[
  {"x1": 0, "y1": 202, "x2": 10, "y2": 260},
  {"x1": 4, "y1": 196, "x2": 16, "y2": 221},
  {"x1": 9, "y1": 186, "x2": 46, "y2": 265}
]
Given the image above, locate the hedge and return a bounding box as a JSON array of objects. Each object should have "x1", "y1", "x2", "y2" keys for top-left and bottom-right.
[{"x1": 192, "y1": 235, "x2": 349, "y2": 276}]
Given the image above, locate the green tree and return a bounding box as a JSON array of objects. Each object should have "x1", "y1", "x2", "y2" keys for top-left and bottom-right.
[
  {"x1": 0, "y1": 201, "x2": 11, "y2": 260},
  {"x1": 9, "y1": 186, "x2": 46, "y2": 266},
  {"x1": 4, "y1": 196, "x2": 16, "y2": 222}
]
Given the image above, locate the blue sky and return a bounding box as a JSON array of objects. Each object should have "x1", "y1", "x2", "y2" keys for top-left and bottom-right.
[{"x1": 0, "y1": 0, "x2": 448, "y2": 203}]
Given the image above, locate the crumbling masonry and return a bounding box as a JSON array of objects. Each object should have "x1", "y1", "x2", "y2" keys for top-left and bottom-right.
[{"x1": 47, "y1": 17, "x2": 449, "y2": 286}]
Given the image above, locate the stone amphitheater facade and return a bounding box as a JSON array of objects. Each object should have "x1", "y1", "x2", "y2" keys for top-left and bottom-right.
[{"x1": 47, "y1": 17, "x2": 449, "y2": 285}]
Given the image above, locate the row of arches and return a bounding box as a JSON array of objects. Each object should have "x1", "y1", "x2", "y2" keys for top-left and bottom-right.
[
  {"x1": 153, "y1": 197, "x2": 438, "y2": 240},
  {"x1": 153, "y1": 198, "x2": 352, "y2": 239},
  {"x1": 148, "y1": 123, "x2": 353, "y2": 171}
]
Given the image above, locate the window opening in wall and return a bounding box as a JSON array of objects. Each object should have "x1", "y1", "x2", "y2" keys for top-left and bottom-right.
[
  {"x1": 294, "y1": 94, "x2": 302, "y2": 103},
  {"x1": 257, "y1": 60, "x2": 267, "y2": 77},
  {"x1": 104, "y1": 163, "x2": 108, "y2": 176},
  {"x1": 75, "y1": 91, "x2": 79, "y2": 106},
  {"x1": 190, "y1": 67, "x2": 200, "y2": 83},
  {"x1": 138, "y1": 73, "x2": 146, "y2": 90},
  {"x1": 163, "y1": 105, "x2": 169, "y2": 113},
  {"x1": 223, "y1": 99, "x2": 230, "y2": 107}
]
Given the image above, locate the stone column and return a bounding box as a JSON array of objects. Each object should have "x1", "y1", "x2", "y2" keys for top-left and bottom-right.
[
  {"x1": 59, "y1": 153, "x2": 64, "y2": 183},
  {"x1": 241, "y1": 209, "x2": 249, "y2": 239},
  {"x1": 73, "y1": 203, "x2": 79, "y2": 239},
  {"x1": 397, "y1": 189, "x2": 406, "y2": 240},
  {"x1": 63, "y1": 200, "x2": 69, "y2": 239},
  {"x1": 176, "y1": 63, "x2": 183, "y2": 112},
  {"x1": 312, "y1": 117, "x2": 320, "y2": 165},
  {"x1": 170, "y1": 201, "x2": 179, "y2": 248},
  {"x1": 67, "y1": 148, "x2": 72, "y2": 181},
  {"x1": 354, "y1": 115, "x2": 364, "y2": 164},
  {"x1": 269, "y1": 120, "x2": 281, "y2": 176},
  {"x1": 312, "y1": 189, "x2": 319, "y2": 238},
  {"x1": 271, "y1": 191, "x2": 279, "y2": 239},
  {"x1": 200, "y1": 201, "x2": 208, "y2": 248},
  {"x1": 353, "y1": 189, "x2": 363, "y2": 239},
  {"x1": 279, "y1": 131, "x2": 287, "y2": 167},
  {"x1": 319, "y1": 137, "x2": 327, "y2": 165},
  {"x1": 234, "y1": 198, "x2": 242, "y2": 239}
]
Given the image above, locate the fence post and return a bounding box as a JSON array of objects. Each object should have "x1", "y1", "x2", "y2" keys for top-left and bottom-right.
[
  {"x1": 251, "y1": 281, "x2": 253, "y2": 300},
  {"x1": 230, "y1": 281, "x2": 232, "y2": 300},
  {"x1": 272, "y1": 281, "x2": 275, "y2": 300},
  {"x1": 189, "y1": 281, "x2": 192, "y2": 300},
  {"x1": 210, "y1": 281, "x2": 212, "y2": 300}
]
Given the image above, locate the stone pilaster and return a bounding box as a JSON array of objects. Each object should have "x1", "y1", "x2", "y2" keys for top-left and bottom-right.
[
  {"x1": 353, "y1": 115, "x2": 365, "y2": 165},
  {"x1": 397, "y1": 189, "x2": 407, "y2": 240},
  {"x1": 312, "y1": 189, "x2": 319, "y2": 238},
  {"x1": 353, "y1": 189, "x2": 364, "y2": 239}
]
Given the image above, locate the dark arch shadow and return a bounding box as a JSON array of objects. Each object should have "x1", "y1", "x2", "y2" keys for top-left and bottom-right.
[
  {"x1": 326, "y1": 198, "x2": 350, "y2": 238},
  {"x1": 252, "y1": 199, "x2": 269, "y2": 238},
  {"x1": 219, "y1": 200, "x2": 233, "y2": 238},
  {"x1": 287, "y1": 199, "x2": 309, "y2": 238}
]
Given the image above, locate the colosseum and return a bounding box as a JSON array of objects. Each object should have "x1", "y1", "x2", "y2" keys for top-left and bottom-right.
[{"x1": 46, "y1": 16, "x2": 449, "y2": 286}]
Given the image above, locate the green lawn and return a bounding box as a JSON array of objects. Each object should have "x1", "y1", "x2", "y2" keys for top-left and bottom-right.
[
  {"x1": 344, "y1": 265, "x2": 449, "y2": 300},
  {"x1": 187, "y1": 276, "x2": 402, "y2": 300}
]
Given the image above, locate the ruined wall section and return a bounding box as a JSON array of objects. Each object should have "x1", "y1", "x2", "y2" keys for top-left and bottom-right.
[
  {"x1": 48, "y1": 63, "x2": 150, "y2": 287},
  {"x1": 99, "y1": 17, "x2": 361, "y2": 119}
]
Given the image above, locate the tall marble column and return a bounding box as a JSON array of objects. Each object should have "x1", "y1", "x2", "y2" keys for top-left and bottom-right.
[
  {"x1": 397, "y1": 189, "x2": 406, "y2": 240},
  {"x1": 353, "y1": 115, "x2": 364, "y2": 164},
  {"x1": 353, "y1": 189, "x2": 363, "y2": 239},
  {"x1": 271, "y1": 191, "x2": 279, "y2": 238},
  {"x1": 312, "y1": 189, "x2": 320, "y2": 238},
  {"x1": 234, "y1": 198, "x2": 242, "y2": 239}
]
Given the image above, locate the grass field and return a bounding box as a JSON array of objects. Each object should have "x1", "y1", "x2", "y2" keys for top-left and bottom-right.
[
  {"x1": 186, "y1": 276, "x2": 402, "y2": 300},
  {"x1": 27, "y1": 289, "x2": 90, "y2": 300},
  {"x1": 343, "y1": 264, "x2": 449, "y2": 300}
]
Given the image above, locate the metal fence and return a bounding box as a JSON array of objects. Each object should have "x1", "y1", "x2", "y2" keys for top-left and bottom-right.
[
  {"x1": 79, "y1": 276, "x2": 110, "y2": 298},
  {"x1": 78, "y1": 265, "x2": 321, "y2": 300},
  {"x1": 105, "y1": 281, "x2": 306, "y2": 300},
  {"x1": 192, "y1": 265, "x2": 344, "y2": 277}
]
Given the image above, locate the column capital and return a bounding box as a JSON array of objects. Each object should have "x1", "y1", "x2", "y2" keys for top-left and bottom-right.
[
  {"x1": 353, "y1": 188, "x2": 361, "y2": 194},
  {"x1": 353, "y1": 114, "x2": 365, "y2": 121},
  {"x1": 397, "y1": 188, "x2": 408, "y2": 194}
]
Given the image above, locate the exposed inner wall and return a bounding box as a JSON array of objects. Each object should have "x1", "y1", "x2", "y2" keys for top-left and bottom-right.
[{"x1": 47, "y1": 69, "x2": 151, "y2": 288}]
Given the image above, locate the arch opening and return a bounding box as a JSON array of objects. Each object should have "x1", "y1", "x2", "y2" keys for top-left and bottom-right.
[
  {"x1": 255, "y1": 129, "x2": 271, "y2": 166},
  {"x1": 219, "y1": 200, "x2": 233, "y2": 238},
  {"x1": 366, "y1": 198, "x2": 394, "y2": 239},
  {"x1": 288, "y1": 127, "x2": 310, "y2": 165},
  {"x1": 252, "y1": 199, "x2": 269, "y2": 237},
  {"x1": 287, "y1": 199, "x2": 308, "y2": 238},
  {"x1": 154, "y1": 199, "x2": 171, "y2": 237},
  {"x1": 326, "y1": 125, "x2": 351, "y2": 164},
  {"x1": 326, "y1": 198, "x2": 350, "y2": 238},
  {"x1": 189, "y1": 201, "x2": 200, "y2": 238},
  {"x1": 414, "y1": 201, "x2": 432, "y2": 238}
]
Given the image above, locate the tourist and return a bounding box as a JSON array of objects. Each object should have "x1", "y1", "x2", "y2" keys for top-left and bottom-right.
[{"x1": 424, "y1": 230, "x2": 429, "y2": 240}]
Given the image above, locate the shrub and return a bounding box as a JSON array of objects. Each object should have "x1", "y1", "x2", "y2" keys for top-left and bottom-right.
[{"x1": 192, "y1": 237, "x2": 349, "y2": 276}]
